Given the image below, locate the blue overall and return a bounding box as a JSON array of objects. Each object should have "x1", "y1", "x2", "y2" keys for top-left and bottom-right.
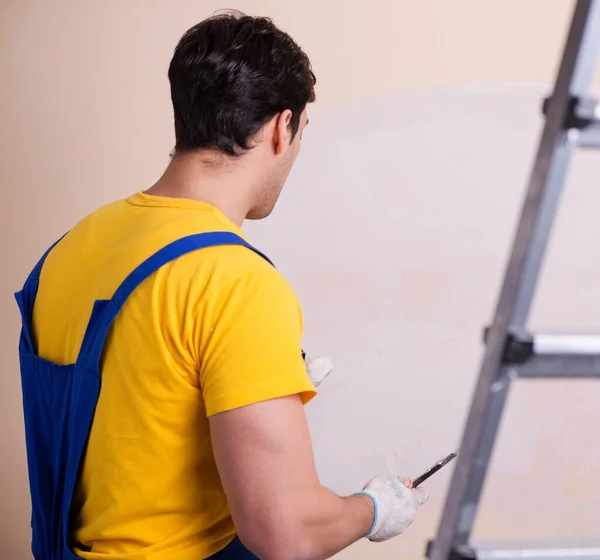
[{"x1": 15, "y1": 232, "x2": 268, "y2": 560}]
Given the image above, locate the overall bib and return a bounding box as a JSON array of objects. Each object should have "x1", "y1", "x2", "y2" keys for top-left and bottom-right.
[{"x1": 15, "y1": 231, "x2": 268, "y2": 560}]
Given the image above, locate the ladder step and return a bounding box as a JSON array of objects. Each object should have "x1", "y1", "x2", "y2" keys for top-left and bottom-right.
[
  {"x1": 515, "y1": 333, "x2": 600, "y2": 378},
  {"x1": 483, "y1": 329, "x2": 600, "y2": 369},
  {"x1": 534, "y1": 333, "x2": 600, "y2": 355},
  {"x1": 516, "y1": 353, "x2": 600, "y2": 378},
  {"x1": 451, "y1": 543, "x2": 600, "y2": 559}
]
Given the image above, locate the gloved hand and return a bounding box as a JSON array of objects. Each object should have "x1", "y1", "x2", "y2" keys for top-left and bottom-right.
[
  {"x1": 357, "y1": 475, "x2": 428, "y2": 542},
  {"x1": 303, "y1": 354, "x2": 333, "y2": 388}
]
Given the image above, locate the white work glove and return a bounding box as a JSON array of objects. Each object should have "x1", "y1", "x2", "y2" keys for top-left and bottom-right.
[
  {"x1": 357, "y1": 475, "x2": 428, "y2": 542},
  {"x1": 304, "y1": 354, "x2": 333, "y2": 388}
]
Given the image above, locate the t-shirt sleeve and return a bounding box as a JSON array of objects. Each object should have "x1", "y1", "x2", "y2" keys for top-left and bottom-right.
[{"x1": 199, "y1": 269, "x2": 317, "y2": 417}]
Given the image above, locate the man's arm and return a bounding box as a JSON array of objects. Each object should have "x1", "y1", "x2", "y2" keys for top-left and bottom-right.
[
  {"x1": 203, "y1": 269, "x2": 426, "y2": 559},
  {"x1": 210, "y1": 394, "x2": 374, "y2": 560}
]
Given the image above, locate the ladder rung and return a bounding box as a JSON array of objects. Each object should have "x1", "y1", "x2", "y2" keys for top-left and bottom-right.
[
  {"x1": 534, "y1": 333, "x2": 600, "y2": 355},
  {"x1": 454, "y1": 544, "x2": 600, "y2": 559},
  {"x1": 516, "y1": 353, "x2": 600, "y2": 378},
  {"x1": 483, "y1": 330, "x2": 600, "y2": 366}
]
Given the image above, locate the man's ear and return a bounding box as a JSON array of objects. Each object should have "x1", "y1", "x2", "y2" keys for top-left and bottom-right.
[{"x1": 273, "y1": 109, "x2": 293, "y2": 155}]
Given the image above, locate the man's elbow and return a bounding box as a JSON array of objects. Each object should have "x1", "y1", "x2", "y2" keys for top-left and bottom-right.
[{"x1": 237, "y1": 520, "x2": 316, "y2": 560}]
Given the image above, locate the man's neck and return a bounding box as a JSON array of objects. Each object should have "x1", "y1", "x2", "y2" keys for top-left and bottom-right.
[{"x1": 146, "y1": 152, "x2": 253, "y2": 227}]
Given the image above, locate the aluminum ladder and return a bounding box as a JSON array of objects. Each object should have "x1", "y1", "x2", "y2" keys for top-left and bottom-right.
[{"x1": 426, "y1": 1, "x2": 600, "y2": 558}]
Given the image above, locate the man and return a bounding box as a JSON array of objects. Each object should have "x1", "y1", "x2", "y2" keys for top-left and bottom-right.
[{"x1": 17, "y1": 12, "x2": 427, "y2": 560}]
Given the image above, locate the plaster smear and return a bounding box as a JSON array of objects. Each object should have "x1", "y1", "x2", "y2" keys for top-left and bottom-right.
[{"x1": 244, "y1": 84, "x2": 600, "y2": 557}]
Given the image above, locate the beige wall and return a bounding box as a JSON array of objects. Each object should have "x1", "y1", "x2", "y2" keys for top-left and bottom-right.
[{"x1": 1, "y1": 1, "x2": 592, "y2": 558}]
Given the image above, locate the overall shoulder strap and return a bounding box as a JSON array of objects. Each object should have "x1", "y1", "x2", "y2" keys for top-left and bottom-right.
[
  {"x1": 14, "y1": 234, "x2": 68, "y2": 353},
  {"x1": 76, "y1": 231, "x2": 272, "y2": 372}
]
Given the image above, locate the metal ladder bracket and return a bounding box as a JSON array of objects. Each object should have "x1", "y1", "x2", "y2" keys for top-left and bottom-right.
[
  {"x1": 542, "y1": 94, "x2": 597, "y2": 129},
  {"x1": 542, "y1": 94, "x2": 600, "y2": 148}
]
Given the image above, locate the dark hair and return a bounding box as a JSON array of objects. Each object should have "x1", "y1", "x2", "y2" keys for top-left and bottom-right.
[{"x1": 168, "y1": 12, "x2": 316, "y2": 156}]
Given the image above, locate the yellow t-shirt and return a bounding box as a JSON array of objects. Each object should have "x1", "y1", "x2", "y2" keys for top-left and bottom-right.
[{"x1": 32, "y1": 191, "x2": 316, "y2": 559}]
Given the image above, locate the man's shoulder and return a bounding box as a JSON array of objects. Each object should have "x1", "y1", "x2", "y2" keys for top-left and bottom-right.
[{"x1": 175, "y1": 241, "x2": 295, "y2": 301}]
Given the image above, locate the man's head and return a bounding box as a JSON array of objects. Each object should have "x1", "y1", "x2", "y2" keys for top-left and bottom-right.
[{"x1": 168, "y1": 12, "x2": 316, "y2": 220}]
